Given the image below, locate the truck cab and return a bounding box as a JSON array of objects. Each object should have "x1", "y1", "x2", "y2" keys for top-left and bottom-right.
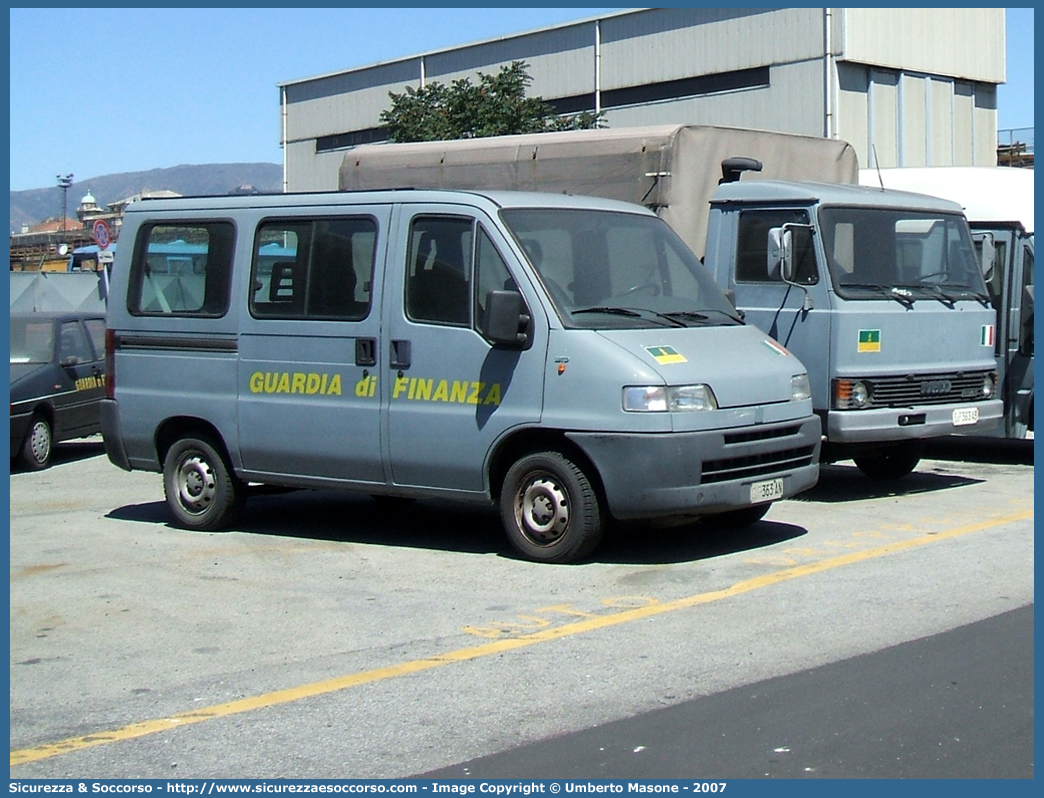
[
  {"x1": 859, "y1": 167, "x2": 1034, "y2": 440},
  {"x1": 706, "y1": 180, "x2": 1003, "y2": 478}
]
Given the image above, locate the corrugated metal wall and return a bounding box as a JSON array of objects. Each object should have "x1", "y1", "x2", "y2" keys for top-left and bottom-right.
[
  {"x1": 842, "y1": 8, "x2": 1005, "y2": 84},
  {"x1": 281, "y1": 7, "x2": 1006, "y2": 191}
]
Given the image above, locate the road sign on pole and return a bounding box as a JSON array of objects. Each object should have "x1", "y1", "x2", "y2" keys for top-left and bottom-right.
[{"x1": 92, "y1": 220, "x2": 112, "y2": 250}]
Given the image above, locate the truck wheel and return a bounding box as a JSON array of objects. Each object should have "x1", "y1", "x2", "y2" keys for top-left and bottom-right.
[
  {"x1": 853, "y1": 441, "x2": 924, "y2": 480},
  {"x1": 501, "y1": 451, "x2": 604, "y2": 564},
  {"x1": 163, "y1": 435, "x2": 242, "y2": 530},
  {"x1": 701, "y1": 502, "x2": 771, "y2": 528},
  {"x1": 19, "y1": 414, "x2": 53, "y2": 471}
]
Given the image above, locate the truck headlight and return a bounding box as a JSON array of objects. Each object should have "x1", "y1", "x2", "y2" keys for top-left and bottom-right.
[
  {"x1": 982, "y1": 372, "x2": 997, "y2": 398},
  {"x1": 623, "y1": 384, "x2": 718, "y2": 412},
  {"x1": 834, "y1": 378, "x2": 871, "y2": 409},
  {"x1": 791, "y1": 373, "x2": 811, "y2": 402}
]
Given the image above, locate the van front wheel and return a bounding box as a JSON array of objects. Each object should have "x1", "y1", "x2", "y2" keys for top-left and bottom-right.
[
  {"x1": 500, "y1": 451, "x2": 604, "y2": 564},
  {"x1": 163, "y1": 436, "x2": 242, "y2": 530}
]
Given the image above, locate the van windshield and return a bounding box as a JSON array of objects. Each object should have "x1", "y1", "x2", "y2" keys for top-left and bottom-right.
[
  {"x1": 500, "y1": 208, "x2": 742, "y2": 329},
  {"x1": 819, "y1": 207, "x2": 990, "y2": 304}
]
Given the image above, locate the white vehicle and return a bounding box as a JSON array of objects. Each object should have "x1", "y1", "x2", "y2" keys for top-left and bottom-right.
[{"x1": 861, "y1": 167, "x2": 1034, "y2": 439}]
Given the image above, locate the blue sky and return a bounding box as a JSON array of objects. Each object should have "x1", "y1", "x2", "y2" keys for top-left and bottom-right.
[{"x1": 8, "y1": 7, "x2": 1035, "y2": 192}]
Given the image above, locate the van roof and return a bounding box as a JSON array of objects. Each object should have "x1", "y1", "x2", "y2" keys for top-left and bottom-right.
[
  {"x1": 122, "y1": 188, "x2": 656, "y2": 216},
  {"x1": 712, "y1": 180, "x2": 966, "y2": 214}
]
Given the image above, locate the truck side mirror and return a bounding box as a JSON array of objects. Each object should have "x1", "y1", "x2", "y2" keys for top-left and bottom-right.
[
  {"x1": 482, "y1": 290, "x2": 530, "y2": 348},
  {"x1": 975, "y1": 232, "x2": 996, "y2": 282},
  {"x1": 767, "y1": 227, "x2": 795, "y2": 282}
]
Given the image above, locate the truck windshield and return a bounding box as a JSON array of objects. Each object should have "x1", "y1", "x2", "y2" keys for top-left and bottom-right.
[
  {"x1": 10, "y1": 318, "x2": 55, "y2": 364},
  {"x1": 819, "y1": 207, "x2": 990, "y2": 304},
  {"x1": 500, "y1": 208, "x2": 741, "y2": 329}
]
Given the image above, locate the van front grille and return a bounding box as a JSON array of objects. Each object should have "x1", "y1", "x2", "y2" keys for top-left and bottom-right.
[
  {"x1": 723, "y1": 424, "x2": 803, "y2": 445},
  {"x1": 701, "y1": 446, "x2": 816, "y2": 484}
]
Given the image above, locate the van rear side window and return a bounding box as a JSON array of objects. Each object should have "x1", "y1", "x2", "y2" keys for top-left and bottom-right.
[
  {"x1": 250, "y1": 217, "x2": 377, "y2": 320},
  {"x1": 129, "y1": 223, "x2": 235, "y2": 316}
]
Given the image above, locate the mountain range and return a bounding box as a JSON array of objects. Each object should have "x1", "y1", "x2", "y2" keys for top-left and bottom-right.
[{"x1": 10, "y1": 163, "x2": 283, "y2": 233}]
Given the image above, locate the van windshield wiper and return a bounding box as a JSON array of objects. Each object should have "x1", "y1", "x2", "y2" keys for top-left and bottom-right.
[
  {"x1": 571, "y1": 306, "x2": 686, "y2": 327},
  {"x1": 839, "y1": 283, "x2": 915, "y2": 308},
  {"x1": 662, "y1": 308, "x2": 744, "y2": 326}
]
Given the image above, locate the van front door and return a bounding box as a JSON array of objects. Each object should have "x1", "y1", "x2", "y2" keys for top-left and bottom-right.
[
  {"x1": 238, "y1": 209, "x2": 389, "y2": 484},
  {"x1": 383, "y1": 207, "x2": 545, "y2": 494}
]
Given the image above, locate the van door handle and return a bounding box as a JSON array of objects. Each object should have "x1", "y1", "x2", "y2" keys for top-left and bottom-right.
[
  {"x1": 390, "y1": 339, "x2": 411, "y2": 369},
  {"x1": 355, "y1": 337, "x2": 377, "y2": 367}
]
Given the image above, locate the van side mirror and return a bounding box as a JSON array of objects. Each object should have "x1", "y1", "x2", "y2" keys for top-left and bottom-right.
[
  {"x1": 767, "y1": 227, "x2": 795, "y2": 282},
  {"x1": 483, "y1": 290, "x2": 530, "y2": 348},
  {"x1": 975, "y1": 232, "x2": 996, "y2": 282}
]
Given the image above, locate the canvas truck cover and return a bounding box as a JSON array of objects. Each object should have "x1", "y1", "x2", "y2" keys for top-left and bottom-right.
[{"x1": 339, "y1": 124, "x2": 859, "y2": 256}]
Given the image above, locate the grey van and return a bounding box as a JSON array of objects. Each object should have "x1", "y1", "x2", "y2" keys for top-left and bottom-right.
[{"x1": 101, "y1": 190, "x2": 820, "y2": 563}]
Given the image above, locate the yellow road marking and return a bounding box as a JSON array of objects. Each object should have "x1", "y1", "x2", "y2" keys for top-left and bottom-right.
[{"x1": 11, "y1": 508, "x2": 1032, "y2": 767}]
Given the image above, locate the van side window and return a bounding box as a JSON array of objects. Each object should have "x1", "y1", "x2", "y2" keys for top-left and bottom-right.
[
  {"x1": 406, "y1": 217, "x2": 473, "y2": 326},
  {"x1": 130, "y1": 223, "x2": 235, "y2": 316},
  {"x1": 736, "y1": 210, "x2": 818, "y2": 285},
  {"x1": 475, "y1": 226, "x2": 517, "y2": 330},
  {"x1": 250, "y1": 217, "x2": 376, "y2": 320}
]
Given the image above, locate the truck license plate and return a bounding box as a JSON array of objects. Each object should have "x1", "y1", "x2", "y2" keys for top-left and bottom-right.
[
  {"x1": 750, "y1": 478, "x2": 784, "y2": 504},
  {"x1": 952, "y1": 407, "x2": 979, "y2": 426}
]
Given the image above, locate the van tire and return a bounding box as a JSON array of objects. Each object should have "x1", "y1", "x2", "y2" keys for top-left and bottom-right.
[
  {"x1": 501, "y1": 451, "x2": 604, "y2": 564},
  {"x1": 853, "y1": 441, "x2": 923, "y2": 480},
  {"x1": 19, "y1": 414, "x2": 53, "y2": 471},
  {"x1": 163, "y1": 436, "x2": 242, "y2": 531},
  {"x1": 701, "y1": 502, "x2": 771, "y2": 528}
]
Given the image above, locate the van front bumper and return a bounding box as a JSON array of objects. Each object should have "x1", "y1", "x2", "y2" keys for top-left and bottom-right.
[
  {"x1": 825, "y1": 399, "x2": 1003, "y2": 444},
  {"x1": 566, "y1": 415, "x2": 821, "y2": 520}
]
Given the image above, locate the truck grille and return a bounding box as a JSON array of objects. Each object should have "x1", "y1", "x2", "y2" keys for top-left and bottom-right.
[
  {"x1": 869, "y1": 370, "x2": 992, "y2": 407},
  {"x1": 701, "y1": 445, "x2": 817, "y2": 484}
]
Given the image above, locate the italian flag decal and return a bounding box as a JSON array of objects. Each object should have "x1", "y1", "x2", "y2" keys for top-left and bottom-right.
[
  {"x1": 857, "y1": 329, "x2": 881, "y2": 353},
  {"x1": 981, "y1": 324, "x2": 995, "y2": 346}
]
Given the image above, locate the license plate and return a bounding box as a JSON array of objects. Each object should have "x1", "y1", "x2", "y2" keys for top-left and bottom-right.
[
  {"x1": 953, "y1": 407, "x2": 979, "y2": 426},
  {"x1": 750, "y1": 478, "x2": 784, "y2": 504}
]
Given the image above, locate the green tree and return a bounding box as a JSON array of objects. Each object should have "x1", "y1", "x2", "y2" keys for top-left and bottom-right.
[{"x1": 379, "y1": 61, "x2": 604, "y2": 143}]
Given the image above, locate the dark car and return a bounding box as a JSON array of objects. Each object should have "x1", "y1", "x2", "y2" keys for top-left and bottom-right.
[{"x1": 10, "y1": 312, "x2": 107, "y2": 470}]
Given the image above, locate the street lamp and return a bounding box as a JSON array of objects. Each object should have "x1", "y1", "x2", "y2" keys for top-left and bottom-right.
[{"x1": 56, "y1": 173, "x2": 73, "y2": 242}]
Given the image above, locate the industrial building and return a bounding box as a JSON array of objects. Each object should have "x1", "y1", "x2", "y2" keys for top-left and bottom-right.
[{"x1": 278, "y1": 8, "x2": 1006, "y2": 192}]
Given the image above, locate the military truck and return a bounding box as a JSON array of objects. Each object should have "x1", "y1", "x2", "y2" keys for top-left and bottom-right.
[{"x1": 860, "y1": 166, "x2": 1033, "y2": 440}]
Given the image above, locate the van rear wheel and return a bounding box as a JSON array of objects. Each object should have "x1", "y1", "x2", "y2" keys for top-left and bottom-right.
[
  {"x1": 500, "y1": 451, "x2": 604, "y2": 564},
  {"x1": 163, "y1": 435, "x2": 242, "y2": 530}
]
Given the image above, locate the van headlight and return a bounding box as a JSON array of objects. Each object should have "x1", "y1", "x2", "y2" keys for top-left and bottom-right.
[
  {"x1": 623, "y1": 384, "x2": 718, "y2": 412},
  {"x1": 791, "y1": 373, "x2": 811, "y2": 402}
]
